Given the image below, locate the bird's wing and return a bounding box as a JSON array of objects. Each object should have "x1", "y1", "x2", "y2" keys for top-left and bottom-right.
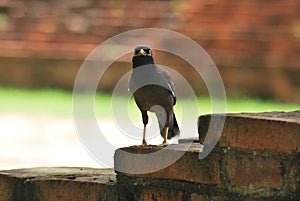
[
  {"x1": 155, "y1": 66, "x2": 177, "y2": 102},
  {"x1": 161, "y1": 70, "x2": 176, "y2": 97}
]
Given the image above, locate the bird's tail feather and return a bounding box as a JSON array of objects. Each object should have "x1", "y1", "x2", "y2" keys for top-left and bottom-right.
[
  {"x1": 157, "y1": 113, "x2": 180, "y2": 139},
  {"x1": 167, "y1": 113, "x2": 180, "y2": 139}
]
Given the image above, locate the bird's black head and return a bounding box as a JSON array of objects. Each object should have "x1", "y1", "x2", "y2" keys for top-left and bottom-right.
[
  {"x1": 132, "y1": 45, "x2": 154, "y2": 68},
  {"x1": 134, "y1": 45, "x2": 152, "y2": 57}
]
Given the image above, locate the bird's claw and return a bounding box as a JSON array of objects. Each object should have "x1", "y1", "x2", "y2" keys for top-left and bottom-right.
[
  {"x1": 141, "y1": 140, "x2": 148, "y2": 147},
  {"x1": 160, "y1": 140, "x2": 168, "y2": 147}
]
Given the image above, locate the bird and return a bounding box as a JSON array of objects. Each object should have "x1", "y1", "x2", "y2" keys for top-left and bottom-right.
[{"x1": 129, "y1": 45, "x2": 180, "y2": 146}]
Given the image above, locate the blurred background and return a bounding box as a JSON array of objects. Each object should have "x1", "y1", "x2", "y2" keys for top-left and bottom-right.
[{"x1": 0, "y1": 0, "x2": 299, "y2": 170}]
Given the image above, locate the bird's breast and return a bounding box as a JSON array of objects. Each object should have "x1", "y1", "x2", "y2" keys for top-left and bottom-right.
[{"x1": 133, "y1": 85, "x2": 174, "y2": 111}]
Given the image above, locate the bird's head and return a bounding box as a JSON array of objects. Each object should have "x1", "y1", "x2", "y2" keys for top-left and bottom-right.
[
  {"x1": 132, "y1": 45, "x2": 154, "y2": 68},
  {"x1": 134, "y1": 45, "x2": 152, "y2": 57}
]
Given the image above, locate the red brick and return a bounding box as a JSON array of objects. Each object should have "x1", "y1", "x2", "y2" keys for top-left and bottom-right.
[
  {"x1": 137, "y1": 188, "x2": 185, "y2": 201},
  {"x1": 0, "y1": 176, "x2": 13, "y2": 201},
  {"x1": 27, "y1": 178, "x2": 117, "y2": 201},
  {"x1": 0, "y1": 167, "x2": 117, "y2": 201},
  {"x1": 191, "y1": 193, "x2": 225, "y2": 201},
  {"x1": 226, "y1": 155, "x2": 283, "y2": 189},
  {"x1": 1, "y1": 0, "x2": 300, "y2": 101},
  {"x1": 114, "y1": 144, "x2": 221, "y2": 185},
  {"x1": 198, "y1": 111, "x2": 300, "y2": 154},
  {"x1": 289, "y1": 156, "x2": 300, "y2": 193}
]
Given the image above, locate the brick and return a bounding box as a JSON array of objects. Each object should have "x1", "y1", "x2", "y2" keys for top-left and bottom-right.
[
  {"x1": 137, "y1": 188, "x2": 185, "y2": 201},
  {"x1": 0, "y1": 167, "x2": 117, "y2": 201},
  {"x1": 0, "y1": 57, "x2": 82, "y2": 89},
  {"x1": 226, "y1": 155, "x2": 283, "y2": 189},
  {"x1": 0, "y1": 171, "x2": 29, "y2": 201},
  {"x1": 1, "y1": 0, "x2": 300, "y2": 101},
  {"x1": 289, "y1": 155, "x2": 300, "y2": 193},
  {"x1": 198, "y1": 111, "x2": 300, "y2": 154},
  {"x1": 114, "y1": 143, "x2": 221, "y2": 185},
  {"x1": 117, "y1": 171, "x2": 223, "y2": 201},
  {"x1": 190, "y1": 193, "x2": 225, "y2": 201},
  {"x1": 0, "y1": 176, "x2": 14, "y2": 201},
  {"x1": 26, "y1": 178, "x2": 117, "y2": 201}
]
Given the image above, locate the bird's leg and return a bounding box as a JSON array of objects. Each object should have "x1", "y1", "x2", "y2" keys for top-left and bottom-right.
[
  {"x1": 161, "y1": 127, "x2": 169, "y2": 146},
  {"x1": 142, "y1": 124, "x2": 147, "y2": 146},
  {"x1": 160, "y1": 109, "x2": 171, "y2": 146},
  {"x1": 141, "y1": 110, "x2": 148, "y2": 146}
]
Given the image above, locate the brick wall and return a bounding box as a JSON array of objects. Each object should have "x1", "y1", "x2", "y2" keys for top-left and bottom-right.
[
  {"x1": 115, "y1": 111, "x2": 299, "y2": 200},
  {"x1": 0, "y1": 0, "x2": 300, "y2": 101},
  {"x1": 180, "y1": 0, "x2": 300, "y2": 101},
  {"x1": 0, "y1": 111, "x2": 299, "y2": 200},
  {"x1": 0, "y1": 167, "x2": 118, "y2": 201}
]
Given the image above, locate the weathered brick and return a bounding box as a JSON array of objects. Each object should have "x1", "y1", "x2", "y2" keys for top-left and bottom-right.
[
  {"x1": 114, "y1": 143, "x2": 221, "y2": 185},
  {"x1": 1, "y1": 0, "x2": 300, "y2": 101},
  {"x1": 0, "y1": 176, "x2": 14, "y2": 201},
  {"x1": 199, "y1": 111, "x2": 300, "y2": 154},
  {"x1": 0, "y1": 171, "x2": 29, "y2": 201},
  {"x1": 0, "y1": 167, "x2": 117, "y2": 201},
  {"x1": 190, "y1": 193, "x2": 225, "y2": 201},
  {"x1": 26, "y1": 178, "x2": 117, "y2": 201},
  {"x1": 137, "y1": 188, "x2": 186, "y2": 201},
  {"x1": 289, "y1": 155, "x2": 300, "y2": 193},
  {"x1": 226, "y1": 155, "x2": 283, "y2": 189}
]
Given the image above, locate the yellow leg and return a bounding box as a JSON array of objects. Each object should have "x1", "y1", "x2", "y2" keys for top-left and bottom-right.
[{"x1": 161, "y1": 127, "x2": 169, "y2": 146}]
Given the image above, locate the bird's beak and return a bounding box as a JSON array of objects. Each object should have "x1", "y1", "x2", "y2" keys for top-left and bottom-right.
[{"x1": 137, "y1": 49, "x2": 147, "y2": 56}]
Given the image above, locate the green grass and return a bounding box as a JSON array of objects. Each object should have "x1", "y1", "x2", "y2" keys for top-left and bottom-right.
[
  {"x1": 0, "y1": 88, "x2": 73, "y2": 116},
  {"x1": 0, "y1": 88, "x2": 298, "y2": 117},
  {"x1": 225, "y1": 98, "x2": 300, "y2": 113}
]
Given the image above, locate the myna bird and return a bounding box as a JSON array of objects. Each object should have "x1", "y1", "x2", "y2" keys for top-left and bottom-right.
[{"x1": 129, "y1": 45, "x2": 180, "y2": 146}]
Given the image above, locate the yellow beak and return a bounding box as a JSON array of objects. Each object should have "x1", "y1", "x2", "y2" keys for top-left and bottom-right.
[{"x1": 137, "y1": 49, "x2": 147, "y2": 56}]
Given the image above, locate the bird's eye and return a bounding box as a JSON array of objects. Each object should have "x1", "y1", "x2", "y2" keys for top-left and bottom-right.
[{"x1": 144, "y1": 49, "x2": 151, "y2": 54}]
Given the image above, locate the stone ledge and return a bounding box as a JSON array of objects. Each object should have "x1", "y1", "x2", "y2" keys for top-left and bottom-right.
[
  {"x1": 0, "y1": 167, "x2": 115, "y2": 180},
  {"x1": 1, "y1": 111, "x2": 299, "y2": 201},
  {"x1": 114, "y1": 143, "x2": 221, "y2": 185},
  {"x1": 0, "y1": 167, "x2": 117, "y2": 201},
  {"x1": 198, "y1": 110, "x2": 300, "y2": 153},
  {"x1": 114, "y1": 143, "x2": 299, "y2": 200},
  {"x1": 116, "y1": 174, "x2": 223, "y2": 201}
]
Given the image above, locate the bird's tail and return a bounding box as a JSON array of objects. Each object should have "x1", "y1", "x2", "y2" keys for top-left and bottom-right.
[
  {"x1": 167, "y1": 113, "x2": 180, "y2": 139},
  {"x1": 158, "y1": 113, "x2": 180, "y2": 139}
]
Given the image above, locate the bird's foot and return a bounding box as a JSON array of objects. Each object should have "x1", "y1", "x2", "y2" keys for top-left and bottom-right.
[
  {"x1": 160, "y1": 140, "x2": 168, "y2": 147},
  {"x1": 141, "y1": 140, "x2": 148, "y2": 147}
]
